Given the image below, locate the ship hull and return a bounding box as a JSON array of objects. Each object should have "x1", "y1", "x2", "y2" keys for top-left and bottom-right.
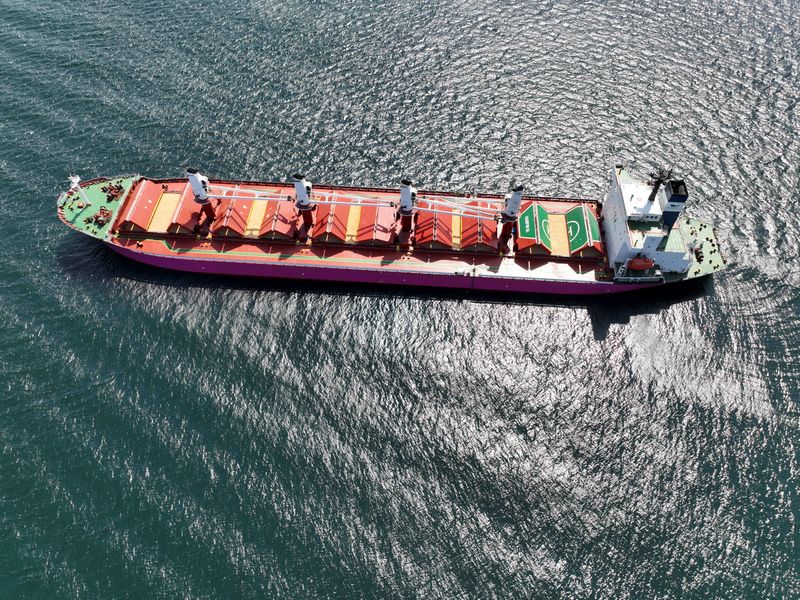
[
  {"x1": 58, "y1": 174, "x2": 721, "y2": 296},
  {"x1": 107, "y1": 242, "x2": 661, "y2": 296}
]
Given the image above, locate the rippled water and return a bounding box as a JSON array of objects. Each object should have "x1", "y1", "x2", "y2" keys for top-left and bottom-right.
[{"x1": 1, "y1": 0, "x2": 799, "y2": 597}]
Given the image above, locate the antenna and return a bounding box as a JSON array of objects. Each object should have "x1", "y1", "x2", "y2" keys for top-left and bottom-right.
[
  {"x1": 648, "y1": 166, "x2": 673, "y2": 185},
  {"x1": 647, "y1": 166, "x2": 673, "y2": 203}
]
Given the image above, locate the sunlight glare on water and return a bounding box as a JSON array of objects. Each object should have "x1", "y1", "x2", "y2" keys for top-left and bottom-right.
[{"x1": 0, "y1": 0, "x2": 798, "y2": 598}]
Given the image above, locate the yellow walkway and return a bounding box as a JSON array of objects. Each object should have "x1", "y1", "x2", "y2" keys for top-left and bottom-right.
[
  {"x1": 147, "y1": 192, "x2": 182, "y2": 233},
  {"x1": 244, "y1": 201, "x2": 269, "y2": 238},
  {"x1": 345, "y1": 205, "x2": 362, "y2": 243},
  {"x1": 547, "y1": 213, "x2": 570, "y2": 256},
  {"x1": 450, "y1": 214, "x2": 462, "y2": 250}
]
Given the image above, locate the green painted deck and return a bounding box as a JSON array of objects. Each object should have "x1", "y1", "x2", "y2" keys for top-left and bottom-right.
[
  {"x1": 57, "y1": 177, "x2": 137, "y2": 241},
  {"x1": 677, "y1": 217, "x2": 726, "y2": 280}
]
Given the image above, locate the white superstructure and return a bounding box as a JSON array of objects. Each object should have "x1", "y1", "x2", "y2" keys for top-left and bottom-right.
[{"x1": 602, "y1": 166, "x2": 695, "y2": 280}]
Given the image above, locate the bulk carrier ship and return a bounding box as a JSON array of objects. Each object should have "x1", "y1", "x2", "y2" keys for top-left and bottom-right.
[{"x1": 56, "y1": 165, "x2": 725, "y2": 295}]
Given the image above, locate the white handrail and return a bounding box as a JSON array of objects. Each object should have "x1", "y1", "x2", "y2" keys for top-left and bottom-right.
[
  {"x1": 415, "y1": 206, "x2": 497, "y2": 220},
  {"x1": 208, "y1": 184, "x2": 392, "y2": 205},
  {"x1": 307, "y1": 199, "x2": 395, "y2": 209},
  {"x1": 206, "y1": 194, "x2": 395, "y2": 209},
  {"x1": 417, "y1": 197, "x2": 498, "y2": 218},
  {"x1": 207, "y1": 183, "x2": 511, "y2": 215},
  {"x1": 418, "y1": 192, "x2": 506, "y2": 206},
  {"x1": 314, "y1": 189, "x2": 393, "y2": 204},
  {"x1": 206, "y1": 184, "x2": 509, "y2": 220}
]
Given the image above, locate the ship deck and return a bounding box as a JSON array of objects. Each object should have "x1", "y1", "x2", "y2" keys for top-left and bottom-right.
[
  {"x1": 57, "y1": 176, "x2": 648, "y2": 293},
  {"x1": 56, "y1": 174, "x2": 725, "y2": 294},
  {"x1": 110, "y1": 235, "x2": 606, "y2": 284},
  {"x1": 117, "y1": 177, "x2": 608, "y2": 282}
]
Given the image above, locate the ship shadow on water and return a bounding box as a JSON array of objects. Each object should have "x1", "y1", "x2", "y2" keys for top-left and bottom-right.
[
  {"x1": 583, "y1": 280, "x2": 709, "y2": 341},
  {"x1": 57, "y1": 237, "x2": 710, "y2": 342}
]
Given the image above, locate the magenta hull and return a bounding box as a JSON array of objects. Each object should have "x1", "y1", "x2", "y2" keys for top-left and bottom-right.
[{"x1": 108, "y1": 243, "x2": 662, "y2": 296}]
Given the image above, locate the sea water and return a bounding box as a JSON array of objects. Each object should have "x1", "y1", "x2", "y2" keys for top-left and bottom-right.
[{"x1": 1, "y1": 0, "x2": 798, "y2": 597}]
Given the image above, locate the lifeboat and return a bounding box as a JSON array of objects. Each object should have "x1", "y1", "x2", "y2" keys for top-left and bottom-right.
[{"x1": 627, "y1": 257, "x2": 655, "y2": 271}]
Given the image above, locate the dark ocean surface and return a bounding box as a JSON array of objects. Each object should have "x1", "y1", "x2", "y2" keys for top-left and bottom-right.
[{"x1": 1, "y1": 0, "x2": 799, "y2": 598}]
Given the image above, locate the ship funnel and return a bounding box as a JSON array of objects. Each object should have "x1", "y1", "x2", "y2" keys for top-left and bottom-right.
[
  {"x1": 293, "y1": 173, "x2": 312, "y2": 207},
  {"x1": 662, "y1": 179, "x2": 689, "y2": 230},
  {"x1": 186, "y1": 167, "x2": 209, "y2": 201},
  {"x1": 502, "y1": 184, "x2": 525, "y2": 220}
]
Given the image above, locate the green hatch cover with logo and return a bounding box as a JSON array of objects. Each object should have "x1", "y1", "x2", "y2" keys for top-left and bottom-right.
[
  {"x1": 518, "y1": 204, "x2": 537, "y2": 239},
  {"x1": 537, "y1": 204, "x2": 551, "y2": 250}
]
